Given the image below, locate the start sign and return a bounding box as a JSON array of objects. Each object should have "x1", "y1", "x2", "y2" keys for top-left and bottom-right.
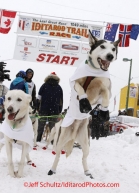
[{"x1": 36, "y1": 54, "x2": 79, "y2": 66}]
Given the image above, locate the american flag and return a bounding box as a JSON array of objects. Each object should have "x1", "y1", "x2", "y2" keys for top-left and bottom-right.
[{"x1": 118, "y1": 24, "x2": 132, "y2": 47}]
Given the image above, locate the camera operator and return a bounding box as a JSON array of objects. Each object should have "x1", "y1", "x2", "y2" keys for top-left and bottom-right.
[{"x1": 0, "y1": 61, "x2": 11, "y2": 123}]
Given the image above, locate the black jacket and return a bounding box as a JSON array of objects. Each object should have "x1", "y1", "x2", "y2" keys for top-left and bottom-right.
[{"x1": 37, "y1": 74, "x2": 63, "y2": 115}]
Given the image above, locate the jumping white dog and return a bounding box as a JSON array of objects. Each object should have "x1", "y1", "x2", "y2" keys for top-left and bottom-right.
[
  {"x1": 0, "y1": 90, "x2": 34, "y2": 178},
  {"x1": 48, "y1": 30, "x2": 120, "y2": 178}
]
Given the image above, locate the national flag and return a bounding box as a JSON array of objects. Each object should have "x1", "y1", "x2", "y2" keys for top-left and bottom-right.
[
  {"x1": 104, "y1": 23, "x2": 119, "y2": 41},
  {"x1": 130, "y1": 24, "x2": 139, "y2": 40},
  {"x1": 0, "y1": 9, "x2": 16, "y2": 34},
  {"x1": 118, "y1": 24, "x2": 132, "y2": 47}
]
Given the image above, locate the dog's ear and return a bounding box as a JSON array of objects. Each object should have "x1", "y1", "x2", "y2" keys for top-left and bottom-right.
[
  {"x1": 113, "y1": 37, "x2": 121, "y2": 47},
  {"x1": 88, "y1": 29, "x2": 98, "y2": 47}
]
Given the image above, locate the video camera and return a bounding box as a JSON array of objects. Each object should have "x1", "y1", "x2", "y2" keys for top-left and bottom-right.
[{"x1": 0, "y1": 61, "x2": 11, "y2": 82}]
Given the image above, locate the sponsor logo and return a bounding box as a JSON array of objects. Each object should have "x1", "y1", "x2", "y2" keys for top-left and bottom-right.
[
  {"x1": 24, "y1": 47, "x2": 28, "y2": 51},
  {"x1": 17, "y1": 36, "x2": 37, "y2": 47},
  {"x1": 62, "y1": 44, "x2": 79, "y2": 50},
  {"x1": 82, "y1": 47, "x2": 90, "y2": 52},
  {"x1": 22, "y1": 38, "x2": 32, "y2": 46},
  {"x1": 91, "y1": 30, "x2": 101, "y2": 38},
  {"x1": 39, "y1": 39, "x2": 58, "y2": 50},
  {"x1": 39, "y1": 31, "x2": 48, "y2": 35},
  {"x1": 22, "y1": 52, "x2": 28, "y2": 60},
  {"x1": 46, "y1": 40, "x2": 51, "y2": 44},
  {"x1": 72, "y1": 35, "x2": 81, "y2": 39}
]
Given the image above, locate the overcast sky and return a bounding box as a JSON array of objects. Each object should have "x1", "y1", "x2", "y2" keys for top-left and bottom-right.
[{"x1": 1, "y1": 0, "x2": 139, "y2": 111}]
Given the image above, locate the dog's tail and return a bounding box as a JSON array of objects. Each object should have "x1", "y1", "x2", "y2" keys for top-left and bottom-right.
[{"x1": 64, "y1": 139, "x2": 75, "y2": 157}]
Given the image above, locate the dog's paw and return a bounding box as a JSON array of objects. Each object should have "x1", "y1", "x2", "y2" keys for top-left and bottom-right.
[
  {"x1": 52, "y1": 151, "x2": 56, "y2": 155},
  {"x1": 42, "y1": 146, "x2": 47, "y2": 150},
  {"x1": 27, "y1": 160, "x2": 32, "y2": 165},
  {"x1": 48, "y1": 170, "x2": 56, "y2": 175},
  {"x1": 32, "y1": 163, "x2": 36, "y2": 167},
  {"x1": 9, "y1": 172, "x2": 16, "y2": 178},
  {"x1": 33, "y1": 146, "x2": 37, "y2": 150},
  {"x1": 14, "y1": 171, "x2": 23, "y2": 178},
  {"x1": 79, "y1": 98, "x2": 92, "y2": 113},
  {"x1": 61, "y1": 150, "x2": 65, "y2": 154}
]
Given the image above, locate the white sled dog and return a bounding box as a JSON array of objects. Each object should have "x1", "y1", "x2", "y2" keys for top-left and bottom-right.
[
  {"x1": 0, "y1": 90, "x2": 34, "y2": 178},
  {"x1": 48, "y1": 30, "x2": 120, "y2": 178}
]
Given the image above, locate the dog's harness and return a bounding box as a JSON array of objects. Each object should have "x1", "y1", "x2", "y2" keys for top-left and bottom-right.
[
  {"x1": 86, "y1": 57, "x2": 100, "y2": 70},
  {"x1": 83, "y1": 76, "x2": 95, "y2": 92}
]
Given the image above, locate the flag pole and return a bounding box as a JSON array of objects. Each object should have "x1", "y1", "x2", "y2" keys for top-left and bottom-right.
[{"x1": 113, "y1": 96, "x2": 116, "y2": 111}]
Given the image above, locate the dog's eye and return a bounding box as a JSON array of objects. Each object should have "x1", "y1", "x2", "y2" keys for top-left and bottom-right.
[
  {"x1": 17, "y1": 98, "x2": 22, "y2": 102},
  {"x1": 8, "y1": 97, "x2": 11, "y2": 101},
  {"x1": 112, "y1": 48, "x2": 116, "y2": 51},
  {"x1": 100, "y1": 45, "x2": 105, "y2": 49}
]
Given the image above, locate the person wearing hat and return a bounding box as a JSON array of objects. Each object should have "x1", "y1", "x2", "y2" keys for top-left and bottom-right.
[
  {"x1": 36, "y1": 72, "x2": 63, "y2": 142},
  {"x1": 25, "y1": 68, "x2": 36, "y2": 108},
  {"x1": 10, "y1": 70, "x2": 28, "y2": 94}
]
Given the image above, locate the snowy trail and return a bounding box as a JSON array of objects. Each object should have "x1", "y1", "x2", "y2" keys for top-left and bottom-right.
[{"x1": 0, "y1": 127, "x2": 139, "y2": 193}]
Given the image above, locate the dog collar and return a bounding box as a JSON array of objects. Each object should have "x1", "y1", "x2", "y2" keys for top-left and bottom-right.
[
  {"x1": 86, "y1": 57, "x2": 108, "y2": 71},
  {"x1": 86, "y1": 57, "x2": 100, "y2": 70},
  {"x1": 12, "y1": 115, "x2": 25, "y2": 129}
]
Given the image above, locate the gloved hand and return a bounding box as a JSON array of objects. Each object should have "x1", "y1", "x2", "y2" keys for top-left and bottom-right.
[{"x1": 79, "y1": 98, "x2": 92, "y2": 113}]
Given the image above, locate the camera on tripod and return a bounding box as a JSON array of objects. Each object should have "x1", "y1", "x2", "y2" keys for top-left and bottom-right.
[{"x1": 0, "y1": 61, "x2": 11, "y2": 82}]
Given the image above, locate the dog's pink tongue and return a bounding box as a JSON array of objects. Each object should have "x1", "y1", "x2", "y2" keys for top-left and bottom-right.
[
  {"x1": 101, "y1": 60, "x2": 110, "y2": 65},
  {"x1": 8, "y1": 113, "x2": 15, "y2": 120}
]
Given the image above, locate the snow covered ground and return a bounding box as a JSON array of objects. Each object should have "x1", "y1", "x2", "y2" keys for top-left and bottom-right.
[{"x1": 0, "y1": 126, "x2": 139, "y2": 193}]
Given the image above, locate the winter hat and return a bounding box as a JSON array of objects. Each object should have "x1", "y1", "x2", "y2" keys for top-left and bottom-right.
[
  {"x1": 51, "y1": 72, "x2": 57, "y2": 75},
  {"x1": 26, "y1": 68, "x2": 34, "y2": 74},
  {"x1": 16, "y1": 70, "x2": 26, "y2": 78},
  {"x1": 44, "y1": 72, "x2": 60, "y2": 83}
]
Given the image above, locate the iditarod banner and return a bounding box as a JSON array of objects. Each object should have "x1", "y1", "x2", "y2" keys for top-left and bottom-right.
[
  {"x1": 13, "y1": 35, "x2": 91, "y2": 67},
  {"x1": 17, "y1": 15, "x2": 103, "y2": 42}
]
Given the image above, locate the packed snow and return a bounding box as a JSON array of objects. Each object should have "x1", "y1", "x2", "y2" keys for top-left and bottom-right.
[{"x1": 0, "y1": 125, "x2": 139, "y2": 193}]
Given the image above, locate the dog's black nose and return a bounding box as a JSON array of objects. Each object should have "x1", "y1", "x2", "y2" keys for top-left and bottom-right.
[
  {"x1": 106, "y1": 54, "x2": 114, "y2": 61},
  {"x1": 7, "y1": 106, "x2": 13, "y2": 113}
]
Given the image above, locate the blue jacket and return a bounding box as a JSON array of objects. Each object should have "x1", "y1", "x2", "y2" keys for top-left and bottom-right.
[{"x1": 10, "y1": 77, "x2": 28, "y2": 94}]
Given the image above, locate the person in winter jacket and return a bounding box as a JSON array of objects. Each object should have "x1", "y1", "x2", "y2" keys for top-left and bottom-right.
[
  {"x1": 36, "y1": 72, "x2": 63, "y2": 142},
  {"x1": 0, "y1": 82, "x2": 8, "y2": 122},
  {"x1": 10, "y1": 70, "x2": 28, "y2": 94},
  {"x1": 25, "y1": 68, "x2": 36, "y2": 108}
]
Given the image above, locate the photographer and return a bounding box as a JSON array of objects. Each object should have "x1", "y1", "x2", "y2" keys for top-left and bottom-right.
[{"x1": 0, "y1": 61, "x2": 11, "y2": 122}]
